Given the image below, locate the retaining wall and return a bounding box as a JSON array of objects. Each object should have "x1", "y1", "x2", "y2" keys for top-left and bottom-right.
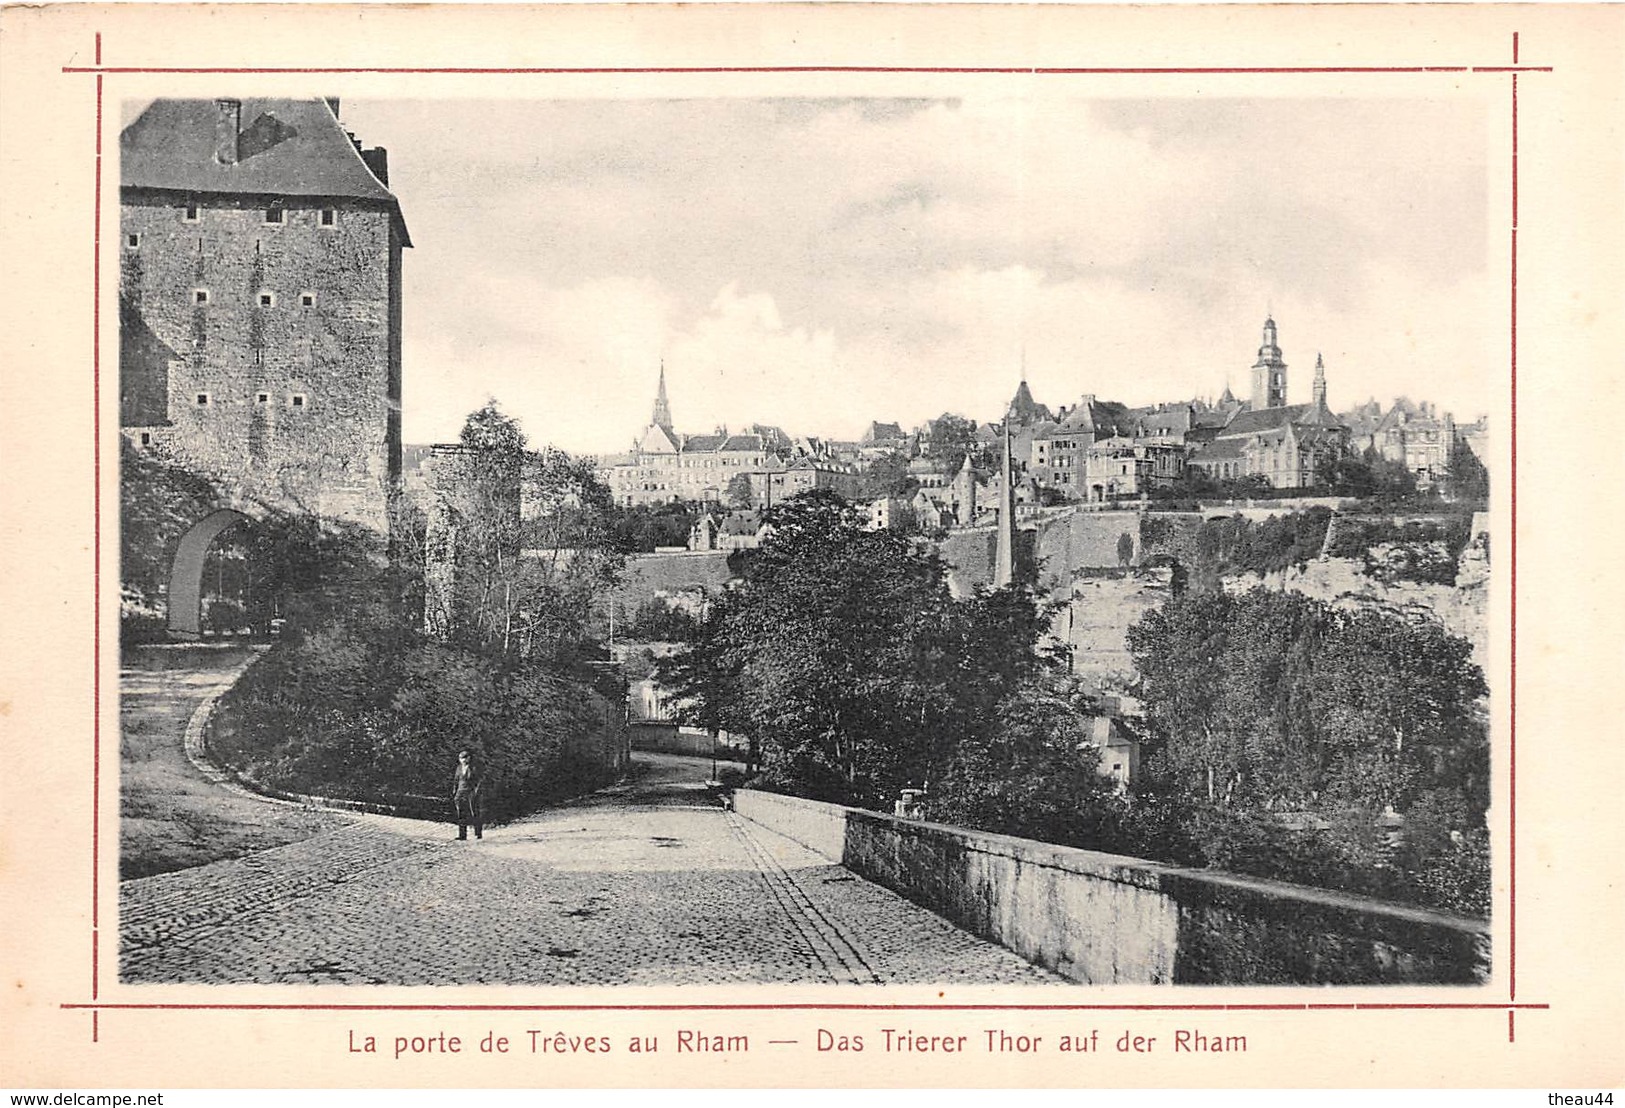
[{"x1": 733, "y1": 789, "x2": 1490, "y2": 986}]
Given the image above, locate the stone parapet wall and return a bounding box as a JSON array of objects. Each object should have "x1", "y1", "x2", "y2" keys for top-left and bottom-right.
[
  {"x1": 735, "y1": 789, "x2": 1490, "y2": 985},
  {"x1": 732, "y1": 788, "x2": 849, "y2": 863}
]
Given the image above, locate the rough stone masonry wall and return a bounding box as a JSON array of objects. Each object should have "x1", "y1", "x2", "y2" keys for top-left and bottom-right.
[
  {"x1": 1060, "y1": 566, "x2": 1177, "y2": 685},
  {"x1": 734, "y1": 789, "x2": 1490, "y2": 985},
  {"x1": 612, "y1": 551, "x2": 736, "y2": 615},
  {"x1": 120, "y1": 193, "x2": 401, "y2": 531}
]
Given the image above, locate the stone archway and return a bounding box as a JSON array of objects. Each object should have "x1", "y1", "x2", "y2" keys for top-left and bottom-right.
[{"x1": 167, "y1": 508, "x2": 254, "y2": 638}]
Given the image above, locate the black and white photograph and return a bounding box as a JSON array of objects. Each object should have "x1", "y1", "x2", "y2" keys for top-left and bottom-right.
[
  {"x1": 116, "y1": 90, "x2": 1494, "y2": 988},
  {"x1": 4, "y1": 3, "x2": 1623, "y2": 1094}
]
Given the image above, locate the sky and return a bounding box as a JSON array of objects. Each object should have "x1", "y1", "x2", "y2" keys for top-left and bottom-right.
[{"x1": 332, "y1": 95, "x2": 1496, "y2": 456}]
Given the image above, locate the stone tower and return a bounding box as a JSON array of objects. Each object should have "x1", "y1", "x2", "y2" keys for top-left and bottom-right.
[
  {"x1": 1312, "y1": 352, "x2": 1328, "y2": 410},
  {"x1": 1251, "y1": 316, "x2": 1288, "y2": 411},
  {"x1": 119, "y1": 97, "x2": 411, "y2": 532}
]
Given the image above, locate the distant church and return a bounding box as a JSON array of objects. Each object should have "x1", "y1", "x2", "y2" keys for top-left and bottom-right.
[
  {"x1": 595, "y1": 366, "x2": 771, "y2": 506},
  {"x1": 1189, "y1": 318, "x2": 1349, "y2": 488}
]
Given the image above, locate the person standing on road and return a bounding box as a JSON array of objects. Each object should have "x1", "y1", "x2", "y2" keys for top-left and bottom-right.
[{"x1": 451, "y1": 749, "x2": 486, "y2": 841}]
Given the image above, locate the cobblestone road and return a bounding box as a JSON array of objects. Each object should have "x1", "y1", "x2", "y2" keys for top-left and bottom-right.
[{"x1": 121, "y1": 751, "x2": 1058, "y2": 986}]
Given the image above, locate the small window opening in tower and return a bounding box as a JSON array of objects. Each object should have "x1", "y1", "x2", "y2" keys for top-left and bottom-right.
[
  {"x1": 126, "y1": 234, "x2": 140, "y2": 249},
  {"x1": 320, "y1": 208, "x2": 336, "y2": 227},
  {"x1": 265, "y1": 206, "x2": 284, "y2": 225},
  {"x1": 259, "y1": 292, "x2": 275, "y2": 308},
  {"x1": 183, "y1": 204, "x2": 199, "y2": 222},
  {"x1": 290, "y1": 394, "x2": 307, "y2": 408},
  {"x1": 195, "y1": 393, "x2": 209, "y2": 406},
  {"x1": 193, "y1": 289, "x2": 210, "y2": 305}
]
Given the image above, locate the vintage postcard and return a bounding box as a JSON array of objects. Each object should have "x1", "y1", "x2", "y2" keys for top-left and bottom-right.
[{"x1": 1, "y1": 2, "x2": 1622, "y2": 1091}]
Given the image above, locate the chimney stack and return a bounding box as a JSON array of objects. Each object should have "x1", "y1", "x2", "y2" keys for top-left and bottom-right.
[
  {"x1": 214, "y1": 98, "x2": 241, "y2": 165},
  {"x1": 360, "y1": 146, "x2": 390, "y2": 186}
]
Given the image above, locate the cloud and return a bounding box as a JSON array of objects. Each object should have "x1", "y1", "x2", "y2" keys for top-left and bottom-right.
[{"x1": 346, "y1": 94, "x2": 1495, "y2": 454}]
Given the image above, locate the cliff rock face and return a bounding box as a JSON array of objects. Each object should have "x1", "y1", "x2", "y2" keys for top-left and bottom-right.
[
  {"x1": 1052, "y1": 565, "x2": 1177, "y2": 687},
  {"x1": 1053, "y1": 512, "x2": 1489, "y2": 686},
  {"x1": 1221, "y1": 513, "x2": 1490, "y2": 665}
]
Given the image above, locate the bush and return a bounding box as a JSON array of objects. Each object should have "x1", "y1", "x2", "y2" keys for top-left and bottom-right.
[
  {"x1": 213, "y1": 626, "x2": 621, "y2": 820},
  {"x1": 1325, "y1": 516, "x2": 1474, "y2": 585}
]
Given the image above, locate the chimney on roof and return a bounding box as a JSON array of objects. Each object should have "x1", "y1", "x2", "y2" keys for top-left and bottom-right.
[
  {"x1": 214, "y1": 98, "x2": 241, "y2": 165},
  {"x1": 324, "y1": 97, "x2": 341, "y2": 118},
  {"x1": 361, "y1": 147, "x2": 390, "y2": 186}
]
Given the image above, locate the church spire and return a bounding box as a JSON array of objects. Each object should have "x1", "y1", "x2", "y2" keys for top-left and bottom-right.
[
  {"x1": 651, "y1": 361, "x2": 673, "y2": 431},
  {"x1": 1312, "y1": 352, "x2": 1328, "y2": 410}
]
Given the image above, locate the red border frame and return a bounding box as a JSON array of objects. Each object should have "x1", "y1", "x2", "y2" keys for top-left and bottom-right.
[{"x1": 73, "y1": 32, "x2": 1537, "y2": 1045}]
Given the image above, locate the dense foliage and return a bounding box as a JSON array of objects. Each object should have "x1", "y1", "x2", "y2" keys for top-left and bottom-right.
[
  {"x1": 1324, "y1": 515, "x2": 1476, "y2": 585},
  {"x1": 623, "y1": 596, "x2": 703, "y2": 642},
  {"x1": 215, "y1": 617, "x2": 618, "y2": 818},
  {"x1": 608, "y1": 502, "x2": 699, "y2": 552},
  {"x1": 423, "y1": 402, "x2": 624, "y2": 664},
  {"x1": 1123, "y1": 589, "x2": 1490, "y2": 914},
  {"x1": 860, "y1": 451, "x2": 919, "y2": 500},
  {"x1": 1175, "y1": 509, "x2": 1333, "y2": 592},
  {"x1": 659, "y1": 490, "x2": 1056, "y2": 809},
  {"x1": 196, "y1": 401, "x2": 629, "y2": 820}
]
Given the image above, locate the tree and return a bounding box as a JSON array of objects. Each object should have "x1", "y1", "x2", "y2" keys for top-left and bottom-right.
[
  {"x1": 609, "y1": 503, "x2": 698, "y2": 553},
  {"x1": 1317, "y1": 454, "x2": 1378, "y2": 499},
  {"x1": 513, "y1": 449, "x2": 625, "y2": 664},
  {"x1": 658, "y1": 489, "x2": 1051, "y2": 807},
  {"x1": 923, "y1": 412, "x2": 980, "y2": 473},
  {"x1": 431, "y1": 400, "x2": 622, "y2": 662},
  {"x1": 726, "y1": 472, "x2": 755, "y2": 509},
  {"x1": 932, "y1": 677, "x2": 1120, "y2": 846},
  {"x1": 1131, "y1": 590, "x2": 1486, "y2": 815},
  {"x1": 1443, "y1": 437, "x2": 1489, "y2": 503},
  {"x1": 861, "y1": 450, "x2": 918, "y2": 500}
]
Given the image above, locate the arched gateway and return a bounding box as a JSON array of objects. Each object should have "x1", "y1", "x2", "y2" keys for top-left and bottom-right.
[{"x1": 166, "y1": 508, "x2": 253, "y2": 638}]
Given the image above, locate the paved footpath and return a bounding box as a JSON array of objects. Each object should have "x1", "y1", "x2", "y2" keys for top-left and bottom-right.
[{"x1": 121, "y1": 751, "x2": 1059, "y2": 986}]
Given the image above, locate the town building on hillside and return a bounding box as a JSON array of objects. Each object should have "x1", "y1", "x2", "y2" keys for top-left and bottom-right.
[
  {"x1": 1085, "y1": 715, "x2": 1141, "y2": 791},
  {"x1": 119, "y1": 97, "x2": 410, "y2": 532},
  {"x1": 1005, "y1": 379, "x2": 1055, "y2": 427},
  {"x1": 865, "y1": 496, "x2": 909, "y2": 531},
  {"x1": 718, "y1": 510, "x2": 770, "y2": 551},
  {"x1": 746, "y1": 455, "x2": 863, "y2": 507},
  {"x1": 1028, "y1": 395, "x2": 1137, "y2": 492},
  {"x1": 1342, "y1": 396, "x2": 1471, "y2": 487},
  {"x1": 1187, "y1": 320, "x2": 1350, "y2": 489},
  {"x1": 685, "y1": 509, "x2": 770, "y2": 551},
  {"x1": 1374, "y1": 399, "x2": 1457, "y2": 486},
  {"x1": 855, "y1": 420, "x2": 910, "y2": 461},
  {"x1": 597, "y1": 367, "x2": 772, "y2": 505},
  {"x1": 1081, "y1": 437, "x2": 1186, "y2": 501}
]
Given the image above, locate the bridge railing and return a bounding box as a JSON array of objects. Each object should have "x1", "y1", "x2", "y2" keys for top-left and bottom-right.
[{"x1": 734, "y1": 788, "x2": 1489, "y2": 986}]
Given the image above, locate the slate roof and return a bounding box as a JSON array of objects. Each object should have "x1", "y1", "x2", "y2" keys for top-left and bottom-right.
[
  {"x1": 1216, "y1": 403, "x2": 1313, "y2": 438},
  {"x1": 682, "y1": 433, "x2": 763, "y2": 453},
  {"x1": 1007, "y1": 380, "x2": 1055, "y2": 424},
  {"x1": 1056, "y1": 398, "x2": 1135, "y2": 438},
  {"x1": 121, "y1": 98, "x2": 411, "y2": 245},
  {"x1": 861, "y1": 421, "x2": 907, "y2": 444}
]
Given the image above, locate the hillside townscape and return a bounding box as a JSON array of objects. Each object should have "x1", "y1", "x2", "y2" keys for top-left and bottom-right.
[{"x1": 118, "y1": 96, "x2": 1492, "y2": 986}]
